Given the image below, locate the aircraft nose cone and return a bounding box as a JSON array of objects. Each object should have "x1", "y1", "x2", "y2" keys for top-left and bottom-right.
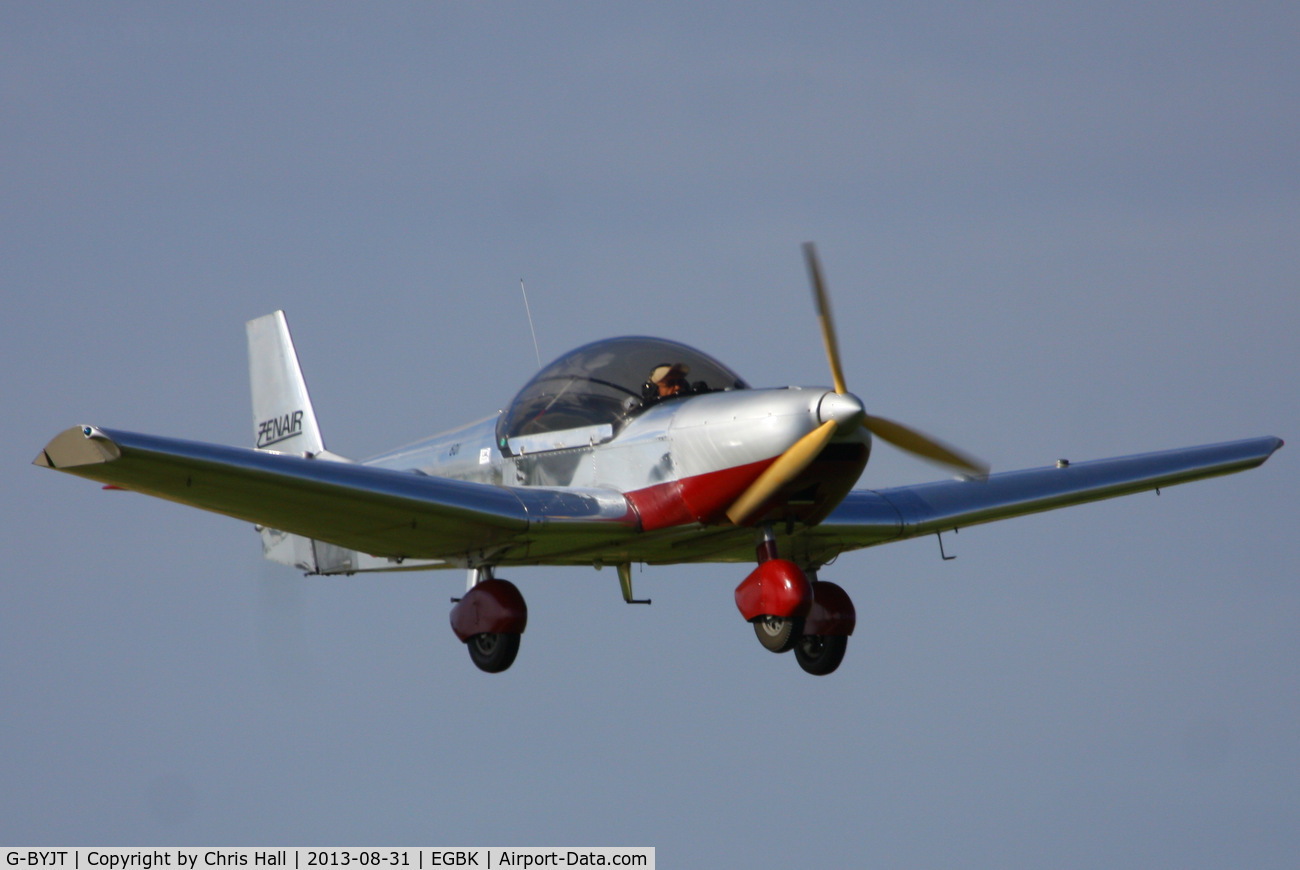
[{"x1": 817, "y1": 391, "x2": 865, "y2": 428}]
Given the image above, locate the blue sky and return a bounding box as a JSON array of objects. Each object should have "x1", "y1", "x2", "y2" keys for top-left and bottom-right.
[{"x1": 4, "y1": 4, "x2": 1298, "y2": 864}]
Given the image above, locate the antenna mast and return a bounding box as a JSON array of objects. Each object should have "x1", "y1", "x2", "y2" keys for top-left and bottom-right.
[{"x1": 520, "y1": 279, "x2": 542, "y2": 369}]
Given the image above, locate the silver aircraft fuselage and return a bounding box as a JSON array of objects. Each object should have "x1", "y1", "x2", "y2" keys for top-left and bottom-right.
[{"x1": 367, "y1": 386, "x2": 872, "y2": 531}]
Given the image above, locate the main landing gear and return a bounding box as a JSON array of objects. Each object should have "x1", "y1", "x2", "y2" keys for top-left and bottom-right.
[
  {"x1": 467, "y1": 630, "x2": 520, "y2": 673},
  {"x1": 735, "y1": 531, "x2": 856, "y2": 675},
  {"x1": 449, "y1": 551, "x2": 854, "y2": 675},
  {"x1": 793, "y1": 633, "x2": 849, "y2": 676},
  {"x1": 450, "y1": 567, "x2": 527, "y2": 673}
]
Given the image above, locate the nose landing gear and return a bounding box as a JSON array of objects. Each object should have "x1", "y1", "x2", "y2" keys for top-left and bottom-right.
[
  {"x1": 735, "y1": 530, "x2": 856, "y2": 675},
  {"x1": 754, "y1": 614, "x2": 803, "y2": 653}
]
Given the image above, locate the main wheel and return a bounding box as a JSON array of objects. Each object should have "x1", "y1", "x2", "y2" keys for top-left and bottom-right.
[
  {"x1": 794, "y1": 634, "x2": 848, "y2": 675},
  {"x1": 753, "y1": 616, "x2": 803, "y2": 653},
  {"x1": 467, "y1": 631, "x2": 521, "y2": 673}
]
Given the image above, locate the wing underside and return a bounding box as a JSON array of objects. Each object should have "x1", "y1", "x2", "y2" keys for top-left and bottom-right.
[
  {"x1": 798, "y1": 436, "x2": 1283, "y2": 565},
  {"x1": 35, "y1": 427, "x2": 1280, "y2": 570},
  {"x1": 35, "y1": 426, "x2": 636, "y2": 565}
]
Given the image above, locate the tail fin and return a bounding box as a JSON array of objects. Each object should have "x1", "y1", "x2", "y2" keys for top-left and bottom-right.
[{"x1": 247, "y1": 311, "x2": 328, "y2": 457}]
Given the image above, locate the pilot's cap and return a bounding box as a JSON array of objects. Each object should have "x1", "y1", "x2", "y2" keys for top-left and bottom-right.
[{"x1": 650, "y1": 363, "x2": 690, "y2": 383}]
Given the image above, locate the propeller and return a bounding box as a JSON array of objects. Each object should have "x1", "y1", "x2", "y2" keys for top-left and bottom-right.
[
  {"x1": 726, "y1": 243, "x2": 988, "y2": 525},
  {"x1": 724, "y1": 420, "x2": 839, "y2": 526}
]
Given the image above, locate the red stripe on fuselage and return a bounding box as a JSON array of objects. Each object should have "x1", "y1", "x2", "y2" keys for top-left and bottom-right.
[{"x1": 625, "y1": 457, "x2": 777, "y2": 531}]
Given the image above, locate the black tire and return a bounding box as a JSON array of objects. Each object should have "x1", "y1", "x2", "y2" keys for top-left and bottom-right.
[
  {"x1": 753, "y1": 616, "x2": 803, "y2": 653},
  {"x1": 794, "y1": 634, "x2": 848, "y2": 676},
  {"x1": 467, "y1": 632, "x2": 521, "y2": 673}
]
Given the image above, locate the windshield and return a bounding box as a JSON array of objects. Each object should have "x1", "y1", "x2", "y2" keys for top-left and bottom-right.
[{"x1": 497, "y1": 336, "x2": 749, "y2": 450}]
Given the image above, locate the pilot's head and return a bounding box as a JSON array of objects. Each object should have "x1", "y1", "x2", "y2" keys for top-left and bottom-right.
[{"x1": 650, "y1": 363, "x2": 691, "y2": 398}]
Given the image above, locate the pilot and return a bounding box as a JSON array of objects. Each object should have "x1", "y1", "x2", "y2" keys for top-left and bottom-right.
[{"x1": 647, "y1": 362, "x2": 691, "y2": 399}]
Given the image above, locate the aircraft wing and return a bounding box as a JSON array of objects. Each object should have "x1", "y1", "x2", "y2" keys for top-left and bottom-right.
[
  {"x1": 34, "y1": 426, "x2": 1282, "y2": 569},
  {"x1": 34, "y1": 426, "x2": 636, "y2": 563},
  {"x1": 800, "y1": 436, "x2": 1283, "y2": 562}
]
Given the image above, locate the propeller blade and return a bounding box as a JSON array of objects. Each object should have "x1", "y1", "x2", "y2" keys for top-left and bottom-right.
[
  {"x1": 804, "y1": 242, "x2": 848, "y2": 395},
  {"x1": 727, "y1": 420, "x2": 839, "y2": 525},
  {"x1": 863, "y1": 413, "x2": 989, "y2": 477},
  {"x1": 727, "y1": 244, "x2": 988, "y2": 527}
]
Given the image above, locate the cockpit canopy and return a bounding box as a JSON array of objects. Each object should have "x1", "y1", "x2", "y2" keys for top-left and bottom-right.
[{"x1": 498, "y1": 336, "x2": 749, "y2": 452}]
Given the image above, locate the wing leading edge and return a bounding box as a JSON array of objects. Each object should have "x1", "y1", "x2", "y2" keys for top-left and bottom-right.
[
  {"x1": 34, "y1": 426, "x2": 636, "y2": 563},
  {"x1": 808, "y1": 436, "x2": 1282, "y2": 557}
]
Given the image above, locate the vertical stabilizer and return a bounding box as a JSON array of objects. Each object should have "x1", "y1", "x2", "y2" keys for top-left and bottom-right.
[{"x1": 247, "y1": 311, "x2": 327, "y2": 456}]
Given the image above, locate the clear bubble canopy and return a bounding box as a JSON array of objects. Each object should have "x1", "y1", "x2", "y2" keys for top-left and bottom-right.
[{"x1": 497, "y1": 336, "x2": 749, "y2": 449}]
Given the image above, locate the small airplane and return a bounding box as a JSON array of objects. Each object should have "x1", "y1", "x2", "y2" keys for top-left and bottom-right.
[{"x1": 35, "y1": 245, "x2": 1282, "y2": 675}]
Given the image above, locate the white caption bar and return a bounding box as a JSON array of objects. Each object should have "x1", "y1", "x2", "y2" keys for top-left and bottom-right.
[{"x1": 3, "y1": 851, "x2": 653, "y2": 870}]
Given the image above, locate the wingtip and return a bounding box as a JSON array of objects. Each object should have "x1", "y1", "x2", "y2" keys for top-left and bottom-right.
[{"x1": 34, "y1": 425, "x2": 122, "y2": 469}]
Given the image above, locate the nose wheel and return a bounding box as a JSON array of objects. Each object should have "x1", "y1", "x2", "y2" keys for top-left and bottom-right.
[{"x1": 753, "y1": 615, "x2": 803, "y2": 653}]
